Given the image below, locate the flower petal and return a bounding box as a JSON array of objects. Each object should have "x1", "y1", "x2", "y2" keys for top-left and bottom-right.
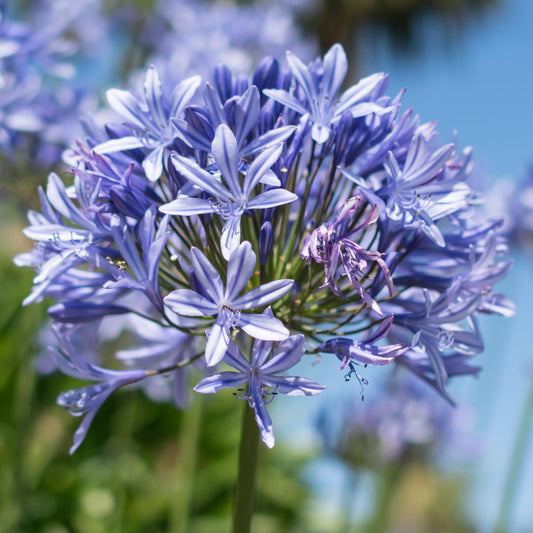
[
  {"x1": 238, "y1": 313, "x2": 289, "y2": 340},
  {"x1": 164, "y1": 289, "x2": 218, "y2": 316},
  {"x1": 194, "y1": 371, "x2": 247, "y2": 393},
  {"x1": 220, "y1": 216, "x2": 242, "y2": 261},
  {"x1": 190, "y1": 247, "x2": 224, "y2": 303},
  {"x1": 251, "y1": 395, "x2": 275, "y2": 448},
  {"x1": 260, "y1": 334, "x2": 306, "y2": 373},
  {"x1": 243, "y1": 142, "x2": 283, "y2": 196},
  {"x1": 170, "y1": 152, "x2": 230, "y2": 200},
  {"x1": 248, "y1": 189, "x2": 298, "y2": 210},
  {"x1": 262, "y1": 375, "x2": 326, "y2": 396},
  {"x1": 225, "y1": 241, "x2": 256, "y2": 301},
  {"x1": 93, "y1": 136, "x2": 145, "y2": 154},
  {"x1": 160, "y1": 196, "x2": 215, "y2": 216},
  {"x1": 233, "y1": 279, "x2": 293, "y2": 309},
  {"x1": 212, "y1": 124, "x2": 241, "y2": 197},
  {"x1": 205, "y1": 319, "x2": 231, "y2": 366}
]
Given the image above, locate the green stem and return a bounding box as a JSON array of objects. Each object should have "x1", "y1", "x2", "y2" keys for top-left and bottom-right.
[
  {"x1": 493, "y1": 369, "x2": 533, "y2": 533},
  {"x1": 171, "y1": 398, "x2": 202, "y2": 533},
  {"x1": 232, "y1": 402, "x2": 260, "y2": 533}
]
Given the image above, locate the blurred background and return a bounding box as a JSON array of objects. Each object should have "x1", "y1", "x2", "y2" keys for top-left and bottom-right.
[{"x1": 1, "y1": 0, "x2": 532, "y2": 532}]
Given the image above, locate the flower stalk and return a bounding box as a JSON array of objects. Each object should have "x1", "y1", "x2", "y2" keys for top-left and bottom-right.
[{"x1": 232, "y1": 402, "x2": 260, "y2": 533}]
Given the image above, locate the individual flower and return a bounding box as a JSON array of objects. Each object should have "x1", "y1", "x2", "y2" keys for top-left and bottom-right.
[
  {"x1": 164, "y1": 241, "x2": 293, "y2": 366},
  {"x1": 194, "y1": 330, "x2": 325, "y2": 447},
  {"x1": 161, "y1": 123, "x2": 298, "y2": 258},
  {"x1": 94, "y1": 66, "x2": 201, "y2": 181},
  {"x1": 264, "y1": 43, "x2": 390, "y2": 143},
  {"x1": 50, "y1": 326, "x2": 152, "y2": 454}
]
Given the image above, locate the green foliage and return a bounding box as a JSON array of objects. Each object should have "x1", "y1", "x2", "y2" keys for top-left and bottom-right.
[{"x1": 0, "y1": 250, "x2": 309, "y2": 532}]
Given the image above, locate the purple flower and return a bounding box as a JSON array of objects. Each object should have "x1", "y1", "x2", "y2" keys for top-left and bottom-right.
[
  {"x1": 161, "y1": 123, "x2": 297, "y2": 259},
  {"x1": 264, "y1": 43, "x2": 390, "y2": 144},
  {"x1": 300, "y1": 194, "x2": 394, "y2": 314},
  {"x1": 194, "y1": 331, "x2": 325, "y2": 447},
  {"x1": 51, "y1": 327, "x2": 151, "y2": 454},
  {"x1": 164, "y1": 241, "x2": 293, "y2": 366},
  {"x1": 94, "y1": 66, "x2": 201, "y2": 181}
]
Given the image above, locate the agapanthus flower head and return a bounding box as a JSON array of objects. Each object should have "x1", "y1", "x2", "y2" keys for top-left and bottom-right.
[{"x1": 16, "y1": 43, "x2": 512, "y2": 451}]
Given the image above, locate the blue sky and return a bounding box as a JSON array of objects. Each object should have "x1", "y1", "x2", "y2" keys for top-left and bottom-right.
[{"x1": 360, "y1": 0, "x2": 533, "y2": 182}]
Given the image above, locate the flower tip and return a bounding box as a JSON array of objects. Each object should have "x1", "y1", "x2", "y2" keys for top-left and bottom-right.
[{"x1": 262, "y1": 432, "x2": 275, "y2": 449}]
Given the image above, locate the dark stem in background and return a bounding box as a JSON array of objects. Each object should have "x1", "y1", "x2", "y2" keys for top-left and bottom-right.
[{"x1": 232, "y1": 402, "x2": 260, "y2": 533}]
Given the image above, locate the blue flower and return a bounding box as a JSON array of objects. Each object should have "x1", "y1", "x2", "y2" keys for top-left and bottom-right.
[
  {"x1": 51, "y1": 327, "x2": 151, "y2": 454},
  {"x1": 94, "y1": 66, "x2": 201, "y2": 181},
  {"x1": 194, "y1": 331, "x2": 325, "y2": 447},
  {"x1": 319, "y1": 315, "x2": 407, "y2": 391},
  {"x1": 161, "y1": 123, "x2": 298, "y2": 259},
  {"x1": 264, "y1": 43, "x2": 390, "y2": 144},
  {"x1": 348, "y1": 133, "x2": 473, "y2": 246},
  {"x1": 164, "y1": 241, "x2": 293, "y2": 366},
  {"x1": 386, "y1": 283, "x2": 484, "y2": 399}
]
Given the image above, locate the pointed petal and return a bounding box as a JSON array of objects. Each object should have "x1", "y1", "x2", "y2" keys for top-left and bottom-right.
[
  {"x1": 93, "y1": 136, "x2": 145, "y2": 154},
  {"x1": 259, "y1": 169, "x2": 281, "y2": 187},
  {"x1": 286, "y1": 50, "x2": 317, "y2": 101},
  {"x1": 223, "y1": 341, "x2": 251, "y2": 372},
  {"x1": 262, "y1": 88, "x2": 308, "y2": 116},
  {"x1": 251, "y1": 396, "x2": 275, "y2": 448},
  {"x1": 160, "y1": 196, "x2": 215, "y2": 216},
  {"x1": 225, "y1": 241, "x2": 255, "y2": 301},
  {"x1": 244, "y1": 142, "x2": 283, "y2": 196},
  {"x1": 234, "y1": 279, "x2": 293, "y2": 310},
  {"x1": 144, "y1": 65, "x2": 167, "y2": 127},
  {"x1": 262, "y1": 375, "x2": 326, "y2": 396},
  {"x1": 233, "y1": 85, "x2": 260, "y2": 147},
  {"x1": 322, "y1": 43, "x2": 347, "y2": 101},
  {"x1": 205, "y1": 319, "x2": 231, "y2": 366},
  {"x1": 261, "y1": 334, "x2": 306, "y2": 373},
  {"x1": 248, "y1": 189, "x2": 298, "y2": 210},
  {"x1": 238, "y1": 313, "x2": 289, "y2": 340},
  {"x1": 251, "y1": 338, "x2": 274, "y2": 367},
  {"x1": 243, "y1": 125, "x2": 296, "y2": 156},
  {"x1": 193, "y1": 371, "x2": 247, "y2": 393},
  {"x1": 170, "y1": 153, "x2": 230, "y2": 200},
  {"x1": 220, "y1": 216, "x2": 242, "y2": 261},
  {"x1": 171, "y1": 75, "x2": 201, "y2": 117},
  {"x1": 190, "y1": 247, "x2": 224, "y2": 302},
  {"x1": 106, "y1": 88, "x2": 149, "y2": 130},
  {"x1": 212, "y1": 124, "x2": 241, "y2": 197},
  {"x1": 164, "y1": 289, "x2": 218, "y2": 316},
  {"x1": 335, "y1": 72, "x2": 386, "y2": 116},
  {"x1": 142, "y1": 146, "x2": 165, "y2": 182}
]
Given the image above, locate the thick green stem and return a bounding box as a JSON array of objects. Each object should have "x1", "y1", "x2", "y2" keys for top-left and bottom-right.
[
  {"x1": 232, "y1": 402, "x2": 260, "y2": 533},
  {"x1": 493, "y1": 370, "x2": 533, "y2": 533}
]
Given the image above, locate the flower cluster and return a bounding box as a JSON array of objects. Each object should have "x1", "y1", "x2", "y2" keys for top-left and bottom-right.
[
  {"x1": 16, "y1": 43, "x2": 512, "y2": 452},
  {"x1": 0, "y1": 0, "x2": 110, "y2": 166}
]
